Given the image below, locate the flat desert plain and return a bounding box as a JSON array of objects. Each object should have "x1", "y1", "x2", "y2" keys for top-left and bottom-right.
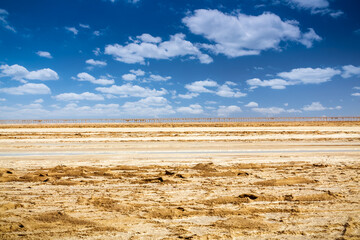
[{"x1": 0, "y1": 121, "x2": 360, "y2": 239}]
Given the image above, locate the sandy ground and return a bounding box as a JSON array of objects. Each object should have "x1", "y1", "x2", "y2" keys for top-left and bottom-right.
[{"x1": 0, "y1": 122, "x2": 360, "y2": 239}]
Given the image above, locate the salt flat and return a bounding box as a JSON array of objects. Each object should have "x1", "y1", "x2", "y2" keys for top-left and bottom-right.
[{"x1": 0, "y1": 122, "x2": 359, "y2": 239}]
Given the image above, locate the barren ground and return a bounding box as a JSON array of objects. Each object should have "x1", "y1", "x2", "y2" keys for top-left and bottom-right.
[{"x1": 0, "y1": 122, "x2": 360, "y2": 239}]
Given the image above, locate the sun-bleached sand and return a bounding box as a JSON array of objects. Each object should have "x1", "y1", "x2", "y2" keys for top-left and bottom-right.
[{"x1": 0, "y1": 122, "x2": 359, "y2": 239}]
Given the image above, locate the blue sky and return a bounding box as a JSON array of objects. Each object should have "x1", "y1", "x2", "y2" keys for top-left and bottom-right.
[{"x1": 0, "y1": 0, "x2": 359, "y2": 119}]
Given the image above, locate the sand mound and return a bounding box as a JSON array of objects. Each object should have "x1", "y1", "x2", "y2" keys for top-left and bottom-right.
[{"x1": 254, "y1": 177, "x2": 317, "y2": 186}]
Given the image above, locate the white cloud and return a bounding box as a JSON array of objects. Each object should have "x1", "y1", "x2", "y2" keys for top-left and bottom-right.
[
  {"x1": 246, "y1": 78, "x2": 293, "y2": 90},
  {"x1": 0, "y1": 64, "x2": 29, "y2": 81},
  {"x1": 341, "y1": 65, "x2": 360, "y2": 78},
  {"x1": 34, "y1": 98, "x2": 44, "y2": 103},
  {"x1": 302, "y1": 102, "x2": 326, "y2": 111},
  {"x1": 130, "y1": 69, "x2": 145, "y2": 76},
  {"x1": 329, "y1": 10, "x2": 344, "y2": 18},
  {"x1": 185, "y1": 79, "x2": 245, "y2": 97},
  {"x1": 277, "y1": 67, "x2": 341, "y2": 84},
  {"x1": 353, "y1": 87, "x2": 360, "y2": 90},
  {"x1": 217, "y1": 105, "x2": 242, "y2": 117},
  {"x1": 177, "y1": 104, "x2": 203, "y2": 114},
  {"x1": 65, "y1": 27, "x2": 79, "y2": 35},
  {"x1": 245, "y1": 102, "x2": 259, "y2": 108},
  {"x1": 122, "y1": 97, "x2": 175, "y2": 117},
  {"x1": 93, "y1": 30, "x2": 101, "y2": 36},
  {"x1": 216, "y1": 83, "x2": 246, "y2": 97},
  {"x1": 0, "y1": 64, "x2": 59, "y2": 81},
  {"x1": 52, "y1": 103, "x2": 121, "y2": 118},
  {"x1": 351, "y1": 93, "x2": 360, "y2": 97},
  {"x1": 287, "y1": 108, "x2": 302, "y2": 113},
  {"x1": 105, "y1": 33, "x2": 213, "y2": 64},
  {"x1": 178, "y1": 92, "x2": 199, "y2": 99},
  {"x1": 298, "y1": 28, "x2": 322, "y2": 48},
  {"x1": 96, "y1": 83, "x2": 167, "y2": 98},
  {"x1": 182, "y1": 9, "x2": 321, "y2": 58},
  {"x1": 0, "y1": 98, "x2": 6, "y2": 101},
  {"x1": 247, "y1": 67, "x2": 341, "y2": 90},
  {"x1": 76, "y1": 72, "x2": 114, "y2": 85},
  {"x1": 79, "y1": 23, "x2": 90, "y2": 29},
  {"x1": 301, "y1": 102, "x2": 342, "y2": 111},
  {"x1": 252, "y1": 107, "x2": 286, "y2": 115},
  {"x1": 36, "y1": 51, "x2": 53, "y2": 59},
  {"x1": 0, "y1": 8, "x2": 16, "y2": 32},
  {"x1": 93, "y1": 48, "x2": 101, "y2": 56},
  {"x1": 26, "y1": 69, "x2": 59, "y2": 81},
  {"x1": 85, "y1": 59, "x2": 107, "y2": 66},
  {"x1": 284, "y1": 0, "x2": 343, "y2": 18},
  {"x1": 122, "y1": 73, "x2": 137, "y2": 81},
  {"x1": 286, "y1": 0, "x2": 329, "y2": 9},
  {"x1": 0, "y1": 83, "x2": 51, "y2": 95},
  {"x1": 54, "y1": 92, "x2": 104, "y2": 101},
  {"x1": 136, "y1": 33, "x2": 162, "y2": 43},
  {"x1": 148, "y1": 74, "x2": 171, "y2": 81},
  {"x1": 185, "y1": 79, "x2": 218, "y2": 93}
]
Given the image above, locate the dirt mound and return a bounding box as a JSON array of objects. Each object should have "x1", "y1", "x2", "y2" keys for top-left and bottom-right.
[
  {"x1": 192, "y1": 163, "x2": 217, "y2": 171},
  {"x1": 254, "y1": 177, "x2": 317, "y2": 186}
]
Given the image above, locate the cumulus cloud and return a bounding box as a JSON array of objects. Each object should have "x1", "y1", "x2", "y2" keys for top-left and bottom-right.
[
  {"x1": 96, "y1": 84, "x2": 167, "y2": 98},
  {"x1": 122, "y1": 96, "x2": 175, "y2": 117},
  {"x1": 54, "y1": 92, "x2": 104, "y2": 101},
  {"x1": 36, "y1": 51, "x2": 53, "y2": 59},
  {"x1": 185, "y1": 79, "x2": 246, "y2": 97},
  {"x1": 0, "y1": 64, "x2": 59, "y2": 82},
  {"x1": 245, "y1": 102, "x2": 259, "y2": 107},
  {"x1": 0, "y1": 8, "x2": 16, "y2": 32},
  {"x1": 105, "y1": 33, "x2": 213, "y2": 64},
  {"x1": 302, "y1": 102, "x2": 342, "y2": 111},
  {"x1": 247, "y1": 78, "x2": 292, "y2": 90},
  {"x1": 182, "y1": 9, "x2": 321, "y2": 58},
  {"x1": 341, "y1": 65, "x2": 360, "y2": 78},
  {"x1": 351, "y1": 93, "x2": 360, "y2": 97},
  {"x1": 65, "y1": 27, "x2": 78, "y2": 35},
  {"x1": 216, "y1": 83, "x2": 246, "y2": 97},
  {"x1": 0, "y1": 83, "x2": 51, "y2": 95},
  {"x1": 130, "y1": 69, "x2": 145, "y2": 76},
  {"x1": 136, "y1": 33, "x2": 162, "y2": 43},
  {"x1": 177, "y1": 104, "x2": 203, "y2": 114},
  {"x1": 122, "y1": 69, "x2": 145, "y2": 81},
  {"x1": 85, "y1": 59, "x2": 107, "y2": 66},
  {"x1": 277, "y1": 67, "x2": 341, "y2": 84},
  {"x1": 122, "y1": 73, "x2": 137, "y2": 81},
  {"x1": 185, "y1": 79, "x2": 218, "y2": 93},
  {"x1": 75, "y1": 72, "x2": 114, "y2": 85},
  {"x1": 302, "y1": 102, "x2": 326, "y2": 111},
  {"x1": 217, "y1": 105, "x2": 242, "y2": 117},
  {"x1": 178, "y1": 92, "x2": 199, "y2": 99},
  {"x1": 247, "y1": 67, "x2": 341, "y2": 90}
]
